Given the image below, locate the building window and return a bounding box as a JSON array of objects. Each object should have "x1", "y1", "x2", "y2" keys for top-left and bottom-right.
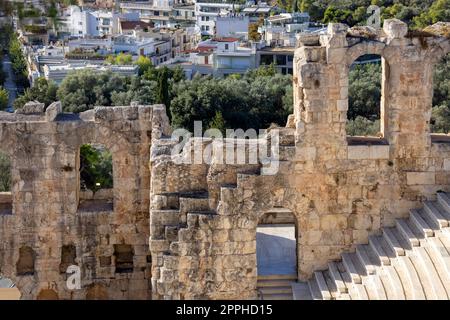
[
  {"x1": 260, "y1": 54, "x2": 273, "y2": 65},
  {"x1": 77, "y1": 144, "x2": 113, "y2": 213},
  {"x1": 225, "y1": 44, "x2": 229, "y2": 50},
  {"x1": 276, "y1": 54, "x2": 286, "y2": 66},
  {"x1": 287, "y1": 55, "x2": 293, "y2": 62}
]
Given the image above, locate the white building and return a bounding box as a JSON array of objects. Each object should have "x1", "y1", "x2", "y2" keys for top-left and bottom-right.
[
  {"x1": 215, "y1": 15, "x2": 249, "y2": 39},
  {"x1": 194, "y1": 0, "x2": 242, "y2": 37},
  {"x1": 43, "y1": 63, "x2": 139, "y2": 84},
  {"x1": 166, "y1": 36, "x2": 256, "y2": 78},
  {"x1": 68, "y1": 37, "x2": 113, "y2": 54},
  {"x1": 258, "y1": 12, "x2": 311, "y2": 47},
  {"x1": 61, "y1": 5, "x2": 139, "y2": 37}
]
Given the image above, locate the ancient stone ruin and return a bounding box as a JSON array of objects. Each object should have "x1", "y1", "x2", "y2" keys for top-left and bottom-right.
[{"x1": 1, "y1": 19, "x2": 450, "y2": 300}]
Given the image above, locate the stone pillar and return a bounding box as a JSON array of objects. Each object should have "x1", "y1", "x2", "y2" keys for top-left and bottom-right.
[{"x1": 294, "y1": 23, "x2": 348, "y2": 162}]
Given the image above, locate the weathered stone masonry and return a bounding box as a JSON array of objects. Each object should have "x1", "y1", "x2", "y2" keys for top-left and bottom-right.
[
  {"x1": 1, "y1": 19, "x2": 450, "y2": 300},
  {"x1": 149, "y1": 20, "x2": 450, "y2": 300},
  {"x1": 0, "y1": 102, "x2": 171, "y2": 299}
]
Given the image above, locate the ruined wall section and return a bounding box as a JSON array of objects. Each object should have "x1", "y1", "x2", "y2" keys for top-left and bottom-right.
[
  {"x1": 149, "y1": 20, "x2": 450, "y2": 300},
  {"x1": 0, "y1": 102, "x2": 170, "y2": 299}
]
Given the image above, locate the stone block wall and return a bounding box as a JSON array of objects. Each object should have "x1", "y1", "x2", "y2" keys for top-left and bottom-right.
[
  {"x1": 0, "y1": 103, "x2": 171, "y2": 299},
  {"x1": 149, "y1": 20, "x2": 450, "y2": 300}
]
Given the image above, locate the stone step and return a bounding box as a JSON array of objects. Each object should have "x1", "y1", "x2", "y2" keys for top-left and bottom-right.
[
  {"x1": 150, "y1": 210, "x2": 180, "y2": 225},
  {"x1": 378, "y1": 265, "x2": 405, "y2": 300},
  {"x1": 414, "y1": 246, "x2": 448, "y2": 299},
  {"x1": 292, "y1": 282, "x2": 312, "y2": 300},
  {"x1": 327, "y1": 261, "x2": 348, "y2": 294},
  {"x1": 261, "y1": 293, "x2": 293, "y2": 300},
  {"x1": 179, "y1": 196, "x2": 210, "y2": 214},
  {"x1": 257, "y1": 279, "x2": 295, "y2": 288},
  {"x1": 259, "y1": 286, "x2": 293, "y2": 295},
  {"x1": 307, "y1": 278, "x2": 322, "y2": 300},
  {"x1": 356, "y1": 244, "x2": 379, "y2": 275},
  {"x1": 437, "y1": 192, "x2": 450, "y2": 216},
  {"x1": 423, "y1": 240, "x2": 450, "y2": 298},
  {"x1": 322, "y1": 270, "x2": 340, "y2": 299},
  {"x1": 423, "y1": 201, "x2": 449, "y2": 228},
  {"x1": 408, "y1": 248, "x2": 441, "y2": 300},
  {"x1": 164, "y1": 225, "x2": 179, "y2": 242},
  {"x1": 427, "y1": 236, "x2": 450, "y2": 273},
  {"x1": 382, "y1": 227, "x2": 407, "y2": 256},
  {"x1": 409, "y1": 209, "x2": 434, "y2": 238},
  {"x1": 341, "y1": 253, "x2": 366, "y2": 284},
  {"x1": 362, "y1": 275, "x2": 386, "y2": 300},
  {"x1": 313, "y1": 271, "x2": 332, "y2": 300},
  {"x1": 394, "y1": 256, "x2": 426, "y2": 300},
  {"x1": 396, "y1": 219, "x2": 420, "y2": 247},
  {"x1": 257, "y1": 274, "x2": 297, "y2": 281},
  {"x1": 369, "y1": 235, "x2": 391, "y2": 266}
]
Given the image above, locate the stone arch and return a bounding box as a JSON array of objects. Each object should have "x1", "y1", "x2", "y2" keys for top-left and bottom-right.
[
  {"x1": 85, "y1": 283, "x2": 108, "y2": 300},
  {"x1": 36, "y1": 288, "x2": 59, "y2": 300},
  {"x1": 16, "y1": 246, "x2": 35, "y2": 276},
  {"x1": 344, "y1": 44, "x2": 391, "y2": 139},
  {"x1": 345, "y1": 42, "x2": 387, "y2": 68}
]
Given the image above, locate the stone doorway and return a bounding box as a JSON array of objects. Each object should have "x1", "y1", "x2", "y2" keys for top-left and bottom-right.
[{"x1": 256, "y1": 208, "x2": 297, "y2": 300}]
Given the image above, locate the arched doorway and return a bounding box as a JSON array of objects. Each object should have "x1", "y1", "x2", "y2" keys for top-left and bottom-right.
[{"x1": 256, "y1": 208, "x2": 297, "y2": 299}]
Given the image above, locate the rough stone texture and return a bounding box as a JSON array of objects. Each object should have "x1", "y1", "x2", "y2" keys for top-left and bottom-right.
[
  {"x1": 148, "y1": 20, "x2": 450, "y2": 300},
  {"x1": 1, "y1": 19, "x2": 450, "y2": 300},
  {"x1": 0, "y1": 104, "x2": 171, "y2": 300}
]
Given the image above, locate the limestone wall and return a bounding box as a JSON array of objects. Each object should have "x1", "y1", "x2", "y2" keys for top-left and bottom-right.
[
  {"x1": 0, "y1": 102, "x2": 170, "y2": 299},
  {"x1": 149, "y1": 20, "x2": 450, "y2": 300}
]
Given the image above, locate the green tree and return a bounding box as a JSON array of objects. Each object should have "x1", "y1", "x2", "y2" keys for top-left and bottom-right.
[
  {"x1": 208, "y1": 111, "x2": 226, "y2": 134},
  {"x1": 56, "y1": 70, "x2": 130, "y2": 112},
  {"x1": 0, "y1": 87, "x2": 8, "y2": 110},
  {"x1": 0, "y1": 151, "x2": 11, "y2": 192},
  {"x1": 156, "y1": 66, "x2": 170, "y2": 109},
  {"x1": 347, "y1": 116, "x2": 380, "y2": 136},
  {"x1": 134, "y1": 55, "x2": 153, "y2": 75},
  {"x1": 13, "y1": 77, "x2": 57, "y2": 110},
  {"x1": 348, "y1": 62, "x2": 382, "y2": 121},
  {"x1": 413, "y1": 0, "x2": 450, "y2": 29},
  {"x1": 248, "y1": 23, "x2": 261, "y2": 41},
  {"x1": 79, "y1": 144, "x2": 113, "y2": 192}
]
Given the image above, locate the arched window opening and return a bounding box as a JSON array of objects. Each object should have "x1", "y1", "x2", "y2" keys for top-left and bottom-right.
[
  {"x1": 59, "y1": 245, "x2": 77, "y2": 274},
  {"x1": 0, "y1": 151, "x2": 12, "y2": 215},
  {"x1": 78, "y1": 144, "x2": 113, "y2": 212},
  {"x1": 431, "y1": 52, "x2": 450, "y2": 136},
  {"x1": 347, "y1": 54, "x2": 383, "y2": 138},
  {"x1": 16, "y1": 246, "x2": 35, "y2": 276},
  {"x1": 256, "y1": 208, "x2": 297, "y2": 299}
]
